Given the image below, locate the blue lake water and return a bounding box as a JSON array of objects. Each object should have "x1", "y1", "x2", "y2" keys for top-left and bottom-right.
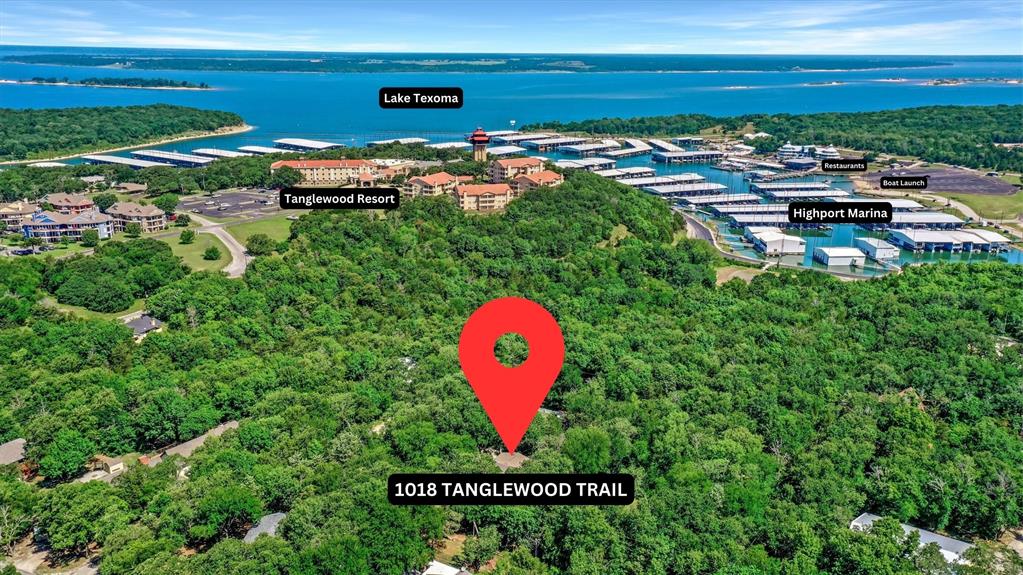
[{"x1": 2, "y1": 49, "x2": 1021, "y2": 271}]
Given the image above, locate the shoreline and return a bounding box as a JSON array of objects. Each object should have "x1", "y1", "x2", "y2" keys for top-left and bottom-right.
[
  {"x1": 1, "y1": 124, "x2": 254, "y2": 165},
  {"x1": 0, "y1": 79, "x2": 215, "y2": 91}
]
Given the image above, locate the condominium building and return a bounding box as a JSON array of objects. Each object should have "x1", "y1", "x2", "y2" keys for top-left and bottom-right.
[
  {"x1": 489, "y1": 157, "x2": 544, "y2": 182},
  {"x1": 0, "y1": 200, "x2": 40, "y2": 229},
  {"x1": 22, "y1": 210, "x2": 113, "y2": 243},
  {"x1": 511, "y1": 170, "x2": 564, "y2": 194},
  {"x1": 43, "y1": 193, "x2": 95, "y2": 215},
  {"x1": 454, "y1": 183, "x2": 514, "y2": 212},
  {"x1": 406, "y1": 171, "x2": 459, "y2": 198},
  {"x1": 107, "y1": 202, "x2": 168, "y2": 233},
  {"x1": 269, "y1": 159, "x2": 377, "y2": 186}
]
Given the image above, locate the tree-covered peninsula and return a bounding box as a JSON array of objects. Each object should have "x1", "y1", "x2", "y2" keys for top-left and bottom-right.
[{"x1": 14, "y1": 76, "x2": 211, "y2": 89}]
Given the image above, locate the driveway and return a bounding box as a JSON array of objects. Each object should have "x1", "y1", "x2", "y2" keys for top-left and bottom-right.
[{"x1": 188, "y1": 214, "x2": 250, "y2": 278}]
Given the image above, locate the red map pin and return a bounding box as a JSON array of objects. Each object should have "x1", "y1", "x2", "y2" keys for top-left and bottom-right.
[{"x1": 459, "y1": 297, "x2": 565, "y2": 454}]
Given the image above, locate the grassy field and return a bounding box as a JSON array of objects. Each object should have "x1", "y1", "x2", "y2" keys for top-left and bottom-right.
[
  {"x1": 227, "y1": 215, "x2": 294, "y2": 244},
  {"x1": 40, "y1": 296, "x2": 145, "y2": 321},
  {"x1": 1000, "y1": 173, "x2": 1022, "y2": 186},
  {"x1": 936, "y1": 191, "x2": 1023, "y2": 220},
  {"x1": 166, "y1": 233, "x2": 229, "y2": 272}
]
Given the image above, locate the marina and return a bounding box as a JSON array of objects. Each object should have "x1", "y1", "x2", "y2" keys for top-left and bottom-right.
[
  {"x1": 592, "y1": 167, "x2": 656, "y2": 179},
  {"x1": 561, "y1": 142, "x2": 621, "y2": 156},
  {"x1": 273, "y1": 137, "x2": 345, "y2": 151},
  {"x1": 762, "y1": 189, "x2": 850, "y2": 200},
  {"x1": 485, "y1": 145, "x2": 528, "y2": 156},
  {"x1": 192, "y1": 148, "x2": 253, "y2": 158},
  {"x1": 677, "y1": 193, "x2": 762, "y2": 206},
  {"x1": 710, "y1": 203, "x2": 790, "y2": 215},
  {"x1": 652, "y1": 150, "x2": 725, "y2": 164},
  {"x1": 81, "y1": 154, "x2": 172, "y2": 169},
  {"x1": 130, "y1": 149, "x2": 216, "y2": 167},
  {"x1": 425, "y1": 141, "x2": 472, "y2": 149},
  {"x1": 238, "y1": 145, "x2": 297, "y2": 155},
  {"x1": 524, "y1": 137, "x2": 588, "y2": 152},
  {"x1": 613, "y1": 174, "x2": 705, "y2": 187},
  {"x1": 601, "y1": 139, "x2": 653, "y2": 158},
  {"x1": 648, "y1": 139, "x2": 684, "y2": 152},
  {"x1": 554, "y1": 157, "x2": 616, "y2": 171},
  {"x1": 491, "y1": 133, "x2": 553, "y2": 144},
  {"x1": 642, "y1": 182, "x2": 730, "y2": 198},
  {"x1": 366, "y1": 137, "x2": 430, "y2": 146}
]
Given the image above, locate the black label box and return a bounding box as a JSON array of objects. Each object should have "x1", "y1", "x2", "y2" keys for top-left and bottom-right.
[
  {"x1": 880, "y1": 176, "x2": 928, "y2": 189},
  {"x1": 379, "y1": 87, "x2": 463, "y2": 109},
  {"x1": 821, "y1": 159, "x2": 867, "y2": 172},
  {"x1": 279, "y1": 187, "x2": 399, "y2": 210},
  {"x1": 388, "y1": 473, "x2": 635, "y2": 506},
  {"x1": 788, "y1": 201, "x2": 892, "y2": 224}
]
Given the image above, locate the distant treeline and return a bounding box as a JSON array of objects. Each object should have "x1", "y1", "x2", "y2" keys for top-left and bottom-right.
[
  {"x1": 524, "y1": 105, "x2": 1023, "y2": 172},
  {"x1": 1, "y1": 53, "x2": 954, "y2": 73},
  {"x1": 24, "y1": 76, "x2": 210, "y2": 89},
  {"x1": 0, "y1": 104, "x2": 243, "y2": 161}
]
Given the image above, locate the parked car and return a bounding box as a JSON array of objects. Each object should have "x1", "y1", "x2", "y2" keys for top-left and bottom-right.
[{"x1": 204, "y1": 201, "x2": 215, "y2": 206}]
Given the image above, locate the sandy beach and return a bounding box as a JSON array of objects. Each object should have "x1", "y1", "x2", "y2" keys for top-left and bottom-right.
[
  {"x1": 2, "y1": 124, "x2": 254, "y2": 165},
  {"x1": 0, "y1": 79, "x2": 216, "y2": 91}
]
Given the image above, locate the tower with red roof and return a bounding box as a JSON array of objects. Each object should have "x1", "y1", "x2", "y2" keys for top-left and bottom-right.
[{"x1": 468, "y1": 127, "x2": 490, "y2": 163}]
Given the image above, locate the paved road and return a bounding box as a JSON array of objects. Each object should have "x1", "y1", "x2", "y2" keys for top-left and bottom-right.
[{"x1": 189, "y1": 214, "x2": 250, "y2": 278}]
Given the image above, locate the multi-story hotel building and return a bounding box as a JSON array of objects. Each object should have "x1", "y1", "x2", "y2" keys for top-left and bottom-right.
[
  {"x1": 22, "y1": 210, "x2": 113, "y2": 243},
  {"x1": 454, "y1": 183, "x2": 514, "y2": 212},
  {"x1": 269, "y1": 159, "x2": 378, "y2": 186},
  {"x1": 511, "y1": 170, "x2": 564, "y2": 194},
  {"x1": 0, "y1": 201, "x2": 40, "y2": 229},
  {"x1": 489, "y1": 157, "x2": 544, "y2": 182},
  {"x1": 406, "y1": 171, "x2": 459, "y2": 198},
  {"x1": 43, "y1": 193, "x2": 95, "y2": 215},
  {"x1": 107, "y1": 202, "x2": 168, "y2": 233}
]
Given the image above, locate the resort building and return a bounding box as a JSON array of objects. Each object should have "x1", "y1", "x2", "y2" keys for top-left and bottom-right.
[
  {"x1": 406, "y1": 171, "x2": 459, "y2": 198},
  {"x1": 371, "y1": 158, "x2": 416, "y2": 175},
  {"x1": 783, "y1": 158, "x2": 819, "y2": 171},
  {"x1": 0, "y1": 200, "x2": 40, "y2": 229},
  {"x1": 22, "y1": 210, "x2": 113, "y2": 243},
  {"x1": 454, "y1": 183, "x2": 515, "y2": 212},
  {"x1": 490, "y1": 157, "x2": 544, "y2": 182},
  {"x1": 850, "y1": 513, "x2": 972, "y2": 565},
  {"x1": 43, "y1": 193, "x2": 95, "y2": 215},
  {"x1": 776, "y1": 143, "x2": 807, "y2": 159},
  {"x1": 269, "y1": 159, "x2": 377, "y2": 186},
  {"x1": 813, "y1": 246, "x2": 866, "y2": 267},
  {"x1": 814, "y1": 146, "x2": 841, "y2": 160},
  {"x1": 511, "y1": 170, "x2": 564, "y2": 194},
  {"x1": 107, "y1": 202, "x2": 168, "y2": 233}
]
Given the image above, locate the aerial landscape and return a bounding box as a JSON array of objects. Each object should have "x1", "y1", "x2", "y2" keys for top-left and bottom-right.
[{"x1": 1, "y1": 1, "x2": 1022, "y2": 574}]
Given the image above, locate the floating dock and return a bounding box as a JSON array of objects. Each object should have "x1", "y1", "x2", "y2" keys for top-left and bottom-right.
[
  {"x1": 554, "y1": 158, "x2": 617, "y2": 171},
  {"x1": 889, "y1": 229, "x2": 1008, "y2": 252},
  {"x1": 274, "y1": 138, "x2": 345, "y2": 151},
  {"x1": 593, "y1": 167, "x2": 656, "y2": 179},
  {"x1": 426, "y1": 141, "x2": 472, "y2": 149},
  {"x1": 762, "y1": 189, "x2": 850, "y2": 200},
  {"x1": 861, "y1": 212, "x2": 965, "y2": 230},
  {"x1": 671, "y1": 137, "x2": 704, "y2": 146},
  {"x1": 642, "y1": 182, "x2": 729, "y2": 198},
  {"x1": 561, "y1": 142, "x2": 621, "y2": 156},
  {"x1": 750, "y1": 182, "x2": 832, "y2": 193},
  {"x1": 82, "y1": 154, "x2": 173, "y2": 169},
  {"x1": 28, "y1": 162, "x2": 68, "y2": 168},
  {"x1": 524, "y1": 137, "x2": 588, "y2": 152},
  {"x1": 491, "y1": 133, "x2": 553, "y2": 144},
  {"x1": 653, "y1": 150, "x2": 725, "y2": 164},
  {"x1": 615, "y1": 174, "x2": 705, "y2": 187},
  {"x1": 601, "y1": 139, "x2": 652, "y2": 158},
  {"x1": 238, "y1": 146, "x2": 297, "y2": 155},
  {"x1": 484, "y1": 130, "x2": 519, "y2": 137},
  {"x1": 648, "y1": 139, "x2": 684, "y2": 152},
  {"x1": 677, "y1": 193, "x2": 761, "y2": 206},
  {"x1": 192, "y1": 148, "x2": 252, "y2": 158},
  {"x1": 710, "y1": 203, "x2": 791, "y2": 215},
  {"x1": 729, "y1": 213, "x2": 826, "y2": 228},
  {"x1": 366, "y1": 137, "x2": 429, "y2": 147},
  {"x1": 825, "y1": 197, "x2": 925, "y2": 211},
  {"x1": 130, "y1": 150, "x2": 216, "y2": 167},
  {"x1": 486, "y1": 145, "x2": 528, "y2": 156}
]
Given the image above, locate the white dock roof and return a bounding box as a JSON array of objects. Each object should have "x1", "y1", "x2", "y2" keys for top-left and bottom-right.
[
  {"x1": 274, "y1": 138, "x2": 345, "y2": 149},
  {"x1": 486, "y1": 145, "x2": 527, "y2": 156},
  {"x1": 81, "y1": 154, "x2": 172, "y2": 168}
]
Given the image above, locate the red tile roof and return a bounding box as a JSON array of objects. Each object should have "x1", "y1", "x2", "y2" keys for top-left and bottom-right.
[
  {"x1": 516, "y1": 170, "x2": 563, "y2": 186},
  {"x1": 409, "y1": 171, "x2": 457, "y2": 187},
  {"x1": 456, "y1": 183, "x2": 512, "y2": 197},
  {"x1": 270, "y1": 159, "x2": 375, "y2": 169},
  {"x1": 495, "y1": 157, "x2": 543, "y2": 168}
]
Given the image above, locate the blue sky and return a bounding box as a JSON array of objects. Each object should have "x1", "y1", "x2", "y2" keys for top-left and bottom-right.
[{"x1": 1, "y1": 0, "x2": 1021, "y2": 54}]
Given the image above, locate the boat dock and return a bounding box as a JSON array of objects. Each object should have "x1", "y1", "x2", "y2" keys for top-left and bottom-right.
[
  {"x1": 486, "y1": 145, "x2": 528, "y2": 156},
  {"x1": 642, "y1": 182, "x2": 729, "y2": 198},
  {"x1": 192, "y1": 148, "x2": 252, "y2": 158},
  {"x1": 426, "y1": 141, "x2": 472, "y2": 149},
  {"x1": 81, "y1": 154, "x2": 172, "y2": 169},
  {"x1": 484, "y1": 130, "x2": 519, "y2": 137},
  {"x1": 652, "y1": 150, "x2": 725, "y2": 164},
  {"x1": 238, "y1": 145, "x2": 297, "y2": 155},
  {"x1": 678, "y1": 193, "x2": 761, "y2": 206},
  {"x1": 671, "y1": 137, "x2": 704, "y2": 146},
  {"x1": 491, "y1": 133, "x2": 553, "y2": 144},
  {"x1": 763, "y1": 189, "x2": 851, "y2": 200},
  {"x1": 524, "y1": 137, "x2": 588, "y2": 152},
  {"x1": 593, "y1": 166, "x2": 656, "y2": 179},
  {"x1": 554, "y1": 157, "x2": 617, "y2": 171},
  {"x1": 601, "y1": 139, "x2": 652, "y2": 158},
  {"x1": 367, "y1": 137, "x2": 429, "y2": 146},
  {"x1": 274, "y1": 138, "x2": 345, "y2": 151},
  {"x1": 562, "y1": 141, "x2": 621, "y2": 156},
  {"x1": 710, "y1": 203, "x2": 791, "y2": 215},
  {"x1": 648, "y1": 139, "x2": 684, "y2": 152},
  {"x1": 614, "y1": 174, "x2": 705, "y2": 187},
  {"x1": 130, "y1": 150, "x2": 215, "y2": 167},
  {"x1": 750, "y1": 182, "x2": 831, "y2": 193}
]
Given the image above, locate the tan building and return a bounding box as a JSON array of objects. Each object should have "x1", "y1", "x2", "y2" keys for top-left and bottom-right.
[
  {"x1": 490, "y1": 157, "x2": 544, "y2": 182},
  {"x1": 511, "y1": 170, "x2": 564, "y2": 194},
  {"x1": 0, "y1": 200, "x2": 40, "y2": 229},
  {"x1": 269, "y1": 159, "x2": 377, "y2": 186},
  {"x1": 406, "y1": 171, "x2": 458, "y2": 198},
  {"x1": 43, "y1": 193, "x2": 95, "y2": 215},
  {"x1": 112, "y1": 182, "x2": 149, "y2": 194},
  {"x1": 454, "y1": 183, "x2": 514, "y2": 212},
  {"x1": 107, "y1": 202, "x2": 167, "y2": 233}
]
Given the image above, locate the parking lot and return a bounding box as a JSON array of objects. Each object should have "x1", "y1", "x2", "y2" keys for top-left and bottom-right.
[
  {"x1": 867, "y1": 168, "x2": 1018, "y2": 195},
  {"x1": 177, "y1": 189, "x2": 285, "y2": 219}
]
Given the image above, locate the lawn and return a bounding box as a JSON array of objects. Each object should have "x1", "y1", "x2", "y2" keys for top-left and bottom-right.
[
  {"x1": 227, "y1": 215, "x2": 294, "y2": 244},
  {"x1": 166, "y1": 233, "x2": 229, "y2": 272},
  {"x1": 40, "y1": 296, "x2": 145, "y2": 321},
  {"x1": 936, "y1": 191, "x2": 1023, "y2": 220}
]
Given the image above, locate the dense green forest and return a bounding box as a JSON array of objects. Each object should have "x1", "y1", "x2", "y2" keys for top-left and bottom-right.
[
  {"x1": 0, "y1": 104, "x2": 243, "y2": 161},
  {"x1": 21, "y1": 77, "x2": 211, "y2": 89},
  {"x1": 1, "y1": 170, "x2": 1022, "y2": 574},
  {"x1": 525, "y1": 105, "x2": 1023, "y2": 172},
  {"x1": 0, "y1": 142, "x2": 474, "y2": 201},
  {"x1": 0, "y1": 53, "x2": 952, "y2": 73}
]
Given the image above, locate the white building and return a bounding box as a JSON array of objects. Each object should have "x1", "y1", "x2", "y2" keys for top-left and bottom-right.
[
  {"x1": 776, "y1": 143, "x2": 807, "y2": 159},
  {"x1": 422, "y1": 561, "x2": 472, "y2": 575},
  {"x1": 813, "y1": 246, "x2": 866, "y2": 267},
  {"x1": 743, "y1": 132, "x2": 772, "y2": 140},
  {"x1": 850, "y1": 513, "x2": 973, "y2": 565},
  {"x1": 814, "y1": 146, "x2": 841, "y2": 160},
  {"x1": 751, "y1": 230, "x2": 806, "y2": 255},
  {"x1": 855, "y1": 237, "x2": 900, "y2": 260}
]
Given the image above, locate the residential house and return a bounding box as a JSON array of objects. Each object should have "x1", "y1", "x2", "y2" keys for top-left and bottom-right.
[
  {"x1": 489, "y1": 157, "x2": 544, "y2": 182},
  {"x1": 107, "y1": 202, "x2": 168, "y2": 233},
  {"x1": 423, "y1": 561, "x2": 473, "y2": 575},
  {"x1": 244, "y1": 513, "x2": 287, "y2": 543},
  {"x1": 126, "y1": 314, "x2": 163, "y2": 340},
  {"x1": 43, "y1": 193, "x2": 95, "y2": 215},
  {"x1": 850, "y1": 513, "x2": 973, "y2": 564},
  {"x1": 269, "y1": 159, "x2": 377, "y2": 186},
  {"x1": 511, "y1": 170, "x2": 564, "y2": 194},
  {"x1": 406, "y1": 171, "x2": 459, "y2": 198},
  {"x1": 0, "y1": 200, "x2": 40, "y2": 230},
  {"x1": 454, "y1": 183, "x2": 514, "y2": 212},
  {"x1": 112, "y1": 182, "x2": 149, "y2": 194},
  {"x1": 22, "y1": 210, "x2": 113, "y2": 243},
  {"x1": 0, "y1": 438, "x2": 26, "y2": 466}
]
